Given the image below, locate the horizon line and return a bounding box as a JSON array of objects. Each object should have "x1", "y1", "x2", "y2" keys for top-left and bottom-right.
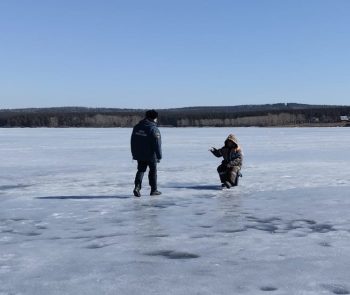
[{"x1": 2, "y1": 102, "x2": 350, "y2": 111}]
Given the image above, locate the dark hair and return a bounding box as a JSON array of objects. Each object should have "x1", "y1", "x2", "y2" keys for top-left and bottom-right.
[{"x1": 145, "y1": 109, "x2": 158, "y2": 120}]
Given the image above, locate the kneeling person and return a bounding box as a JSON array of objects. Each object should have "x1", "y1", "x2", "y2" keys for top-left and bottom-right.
[{"x1": 210, "y1": 134, "x2": 243, "y2": 188}]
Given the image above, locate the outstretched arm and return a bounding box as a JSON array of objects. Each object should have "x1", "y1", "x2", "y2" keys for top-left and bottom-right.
[{"x1": 210, "y1": 147, "x2": 222, "y2": 157}]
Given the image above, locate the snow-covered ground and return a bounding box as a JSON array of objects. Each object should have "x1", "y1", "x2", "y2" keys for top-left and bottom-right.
[{"x1": 1, "y1": 127, "x2": 350, "y2": 295}]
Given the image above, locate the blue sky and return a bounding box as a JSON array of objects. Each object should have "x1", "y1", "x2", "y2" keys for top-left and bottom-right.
[{"x1": 1, "y1": 0, "x2": 349, "y2": 109}]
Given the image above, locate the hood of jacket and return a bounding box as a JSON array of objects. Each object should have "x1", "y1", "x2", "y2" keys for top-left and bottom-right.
[{"x1": 225, "y1": 134, "x2": 239, "y2": 145}]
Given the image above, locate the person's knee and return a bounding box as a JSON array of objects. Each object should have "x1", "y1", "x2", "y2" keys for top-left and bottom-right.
[
  {"x1": 149, "y1": 162, "x2": 157, "y2": 172},
  {"x1": 137, "y1": 165, "x2": 147, "y2": 173},
  {"x1": 150, "y1": 166, "x2": 157, "y2": 172},
  {"x1": 232, "y1": 166, "x2": 240, "y2": 173},
  {"x1": 229, "y1": 171, "x2": 237, "y2": 179},
  {"x1": 217, "y1": 165, "x2": 224, "y2": 173},
  {"x1": 138, "y1": 166, "x2": 146, "y2": 172}
]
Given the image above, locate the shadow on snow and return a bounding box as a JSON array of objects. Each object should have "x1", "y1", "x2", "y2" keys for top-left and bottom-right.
[
  {"x1": 36, "y1": 195, "x2": 131, "y2": 200},
  {"x1": 166, "y1": 184, "x2": 220, "y2": 191}
]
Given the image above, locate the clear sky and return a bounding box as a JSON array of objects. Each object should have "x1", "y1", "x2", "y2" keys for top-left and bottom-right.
[{"x1": 1, "y1": 0, "x2": 349, "y2": 109}]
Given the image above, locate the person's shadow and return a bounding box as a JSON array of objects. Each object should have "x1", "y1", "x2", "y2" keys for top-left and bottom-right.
[
  {"x1": 166, "y1": 185, "x2": 220, "y2": 191},
  {"x1": 36, "y1": 195, "x2": 131, "y2": 200}
]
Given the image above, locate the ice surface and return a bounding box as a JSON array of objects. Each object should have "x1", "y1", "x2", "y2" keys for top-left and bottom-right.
[{"x1": 0, "y1": 127, "x2": 350, "y2": 295}]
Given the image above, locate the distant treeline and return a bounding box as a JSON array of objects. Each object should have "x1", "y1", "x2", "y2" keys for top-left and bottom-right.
[{"x1": 1, "y1": 103, "x2": 350, "y2": 127}]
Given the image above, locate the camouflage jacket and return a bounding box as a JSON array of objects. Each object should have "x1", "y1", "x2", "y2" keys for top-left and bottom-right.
[{"x1": 212, "y1": 146, "x2": 243, "y2": 168}]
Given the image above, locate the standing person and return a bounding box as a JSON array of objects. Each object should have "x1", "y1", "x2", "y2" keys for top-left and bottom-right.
[
  {"x1": 131, "y1": 110, "x2": 162, "y2": 197},
  {"x1": 210, "y1": 134, "x2": 243, "y2": 188}
]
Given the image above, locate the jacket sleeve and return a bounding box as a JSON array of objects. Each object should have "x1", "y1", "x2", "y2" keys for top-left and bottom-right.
[
  {"x1": 227, "y1": 150, "x2": 243, "y2": 167},
  {"x1": 211, "y1": 148, "x2": 222, "y2": 157},
  {"x1": 151, "y1": 127, "x2": 162, "y2": 160},
  {"x1": 130, "y1": 127, "x2": 137, "y2": 159}
]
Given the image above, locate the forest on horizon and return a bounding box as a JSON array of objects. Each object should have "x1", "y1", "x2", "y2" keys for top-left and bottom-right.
[{"x1": 1, "y1": 103, "x2": 350, "y2": 127}]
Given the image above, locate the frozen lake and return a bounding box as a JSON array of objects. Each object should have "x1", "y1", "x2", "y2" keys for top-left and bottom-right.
[{"x1": 1, "y1": 127, "x2": 350, "y2": 295}]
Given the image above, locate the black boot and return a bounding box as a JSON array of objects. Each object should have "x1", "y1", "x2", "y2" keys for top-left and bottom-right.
[
  {"x1": 150, "y1": 189, "x2": 161, "y2": 196},
  {"x1": 133, "y1": 185, "x2": 141, "y2": 197},
  {"x1": 223, "y1": 181, "x2": 232, "y2": 189},
  {"x1": 134, "y1": 170, "x2": 144, "y2": 197}
]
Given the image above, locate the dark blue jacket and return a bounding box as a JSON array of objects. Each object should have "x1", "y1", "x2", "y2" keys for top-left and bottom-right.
[{"x1": 131, "y1": 119, "x2": 162, "y2": 162}]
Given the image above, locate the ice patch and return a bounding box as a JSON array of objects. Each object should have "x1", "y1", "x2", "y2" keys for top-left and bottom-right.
[{"x1": 1, "y1": 128, "x2": 350, "y2": 294}]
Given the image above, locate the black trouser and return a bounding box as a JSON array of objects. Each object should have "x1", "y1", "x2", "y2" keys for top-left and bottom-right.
[{"x1": 134, "y1": 160, "x2": 157, "y2": 191}]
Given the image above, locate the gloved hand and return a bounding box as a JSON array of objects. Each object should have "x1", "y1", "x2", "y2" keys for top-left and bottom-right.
[
  {"x1": 210, "y1": 147, "x2": 221, "y2": 157},
  {"x1": 157, "y1": 159, "x2": 161, "y2": 163}
]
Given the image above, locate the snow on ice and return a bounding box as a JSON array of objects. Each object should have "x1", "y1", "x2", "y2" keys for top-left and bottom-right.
[{"x1": 1, "y1": 127, "x2": 350, "y2": 294}]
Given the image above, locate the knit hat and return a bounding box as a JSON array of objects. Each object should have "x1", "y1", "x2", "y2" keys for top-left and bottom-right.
[{"x1": 145, "y1": 109, "x2": 158, "y2": 120}]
